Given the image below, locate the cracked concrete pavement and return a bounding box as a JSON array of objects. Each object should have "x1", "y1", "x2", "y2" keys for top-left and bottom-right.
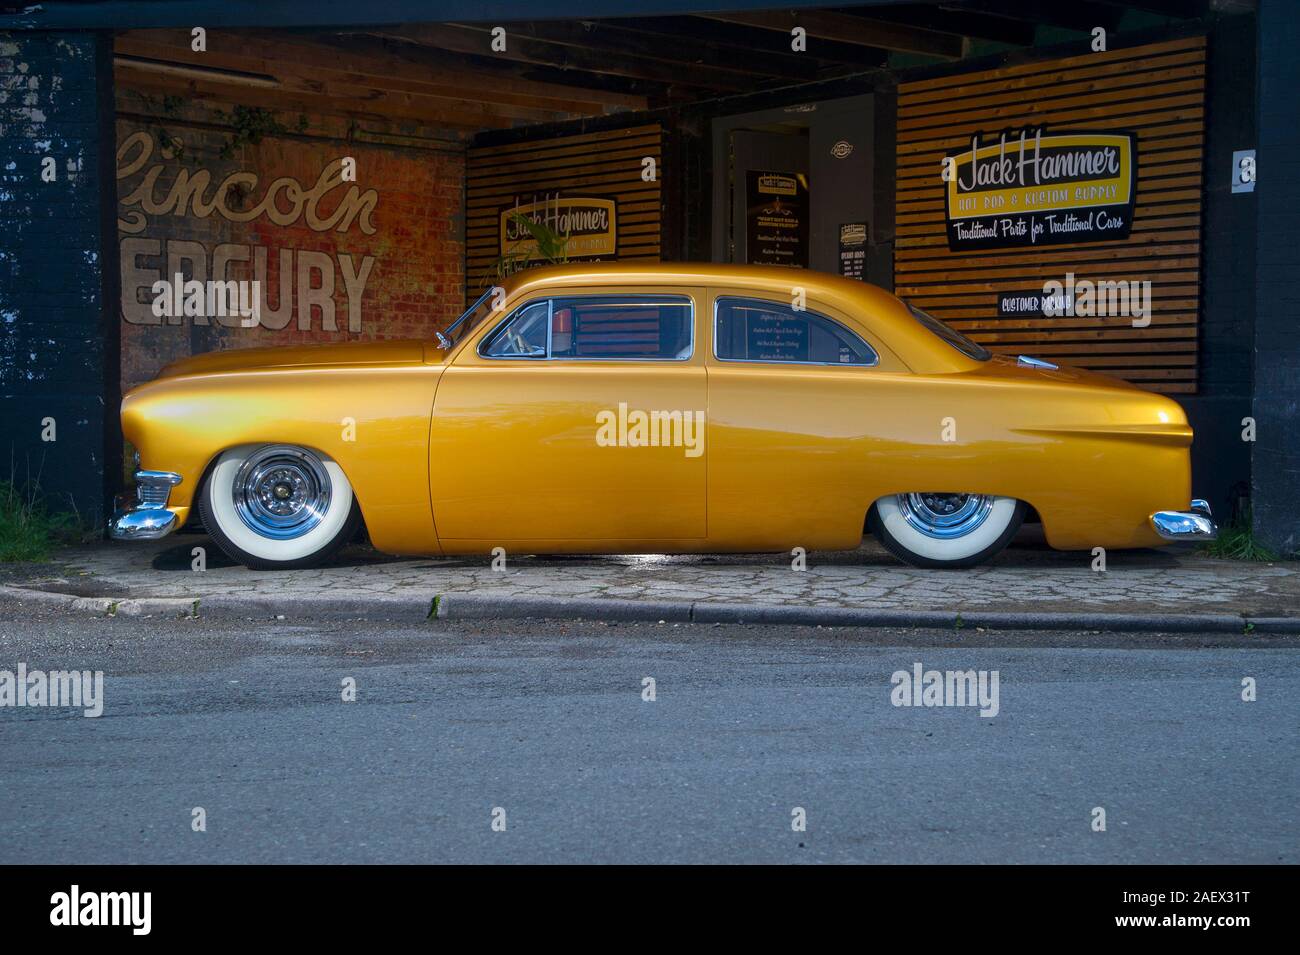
[{"x1": 3, "y1": 526, "x2": 1297, "y2": 621}]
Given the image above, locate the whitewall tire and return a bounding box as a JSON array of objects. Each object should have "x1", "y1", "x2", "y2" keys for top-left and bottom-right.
[
  {"x1": 198, "y1": 444, "x2": 361, "y2": 570},
  {"x1": 869, "y1": 493, "x2": 1024, "y2": 569}
]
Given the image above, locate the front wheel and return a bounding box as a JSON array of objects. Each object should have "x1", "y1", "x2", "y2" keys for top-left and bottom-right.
[
  {"x1": 868, "y1": 493, "x2": 1024, "y2": 569},
  {"x1": 198, "y1": 444, "x2": 361, "y2": 570}
]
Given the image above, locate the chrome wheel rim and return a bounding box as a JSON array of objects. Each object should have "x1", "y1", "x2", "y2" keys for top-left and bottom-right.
[
  {"x1": 896, "y1": 492, "x2": 994, "y2": 540},
  {"x1": 232, "y1": 445, "x2": 332, "y2": 540}
]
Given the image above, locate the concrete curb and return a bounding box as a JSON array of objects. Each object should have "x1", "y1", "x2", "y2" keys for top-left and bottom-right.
[
  {"x1": 3, "y1": 584, "x2": 1297, "y2": 633},
  {"x1": 0, "y1": 584, "x2": 434, "y2": 620},
  {"x1": 435, "y1": 593, "x2": 1300, "y2": 634}
]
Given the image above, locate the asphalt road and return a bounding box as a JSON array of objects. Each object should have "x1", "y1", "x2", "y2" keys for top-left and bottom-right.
[{"x1": 0, "y1": 599, "x2": 1296, "y2": 864}]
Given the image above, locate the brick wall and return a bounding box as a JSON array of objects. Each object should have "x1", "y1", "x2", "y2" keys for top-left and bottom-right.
[
  {"x1": 0, "y1": 31, "x2": 119, "y2": 521},
  {"x1": 115, "y1": 97, "x2": 466, "y2": 392}
]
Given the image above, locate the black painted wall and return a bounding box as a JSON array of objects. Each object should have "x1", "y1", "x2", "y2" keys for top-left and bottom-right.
[
  {"x1": 0, "y1": 30, "x2": 119, "y2": 523},
  {"x1": 1252, "y1": 0, "x2": 1300, "y2": 555},
  {"x1": 1184, "y1": 12, "x2": 1257, "y2": 524}
]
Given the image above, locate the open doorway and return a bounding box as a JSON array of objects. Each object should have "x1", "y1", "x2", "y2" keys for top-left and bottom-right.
[{"x1": 711, "y1": 95, "x2": 874, "y2": 278}]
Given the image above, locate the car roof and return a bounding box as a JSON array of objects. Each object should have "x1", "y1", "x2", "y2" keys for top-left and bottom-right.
[{"x1": 498, "y1": 262, "x2": 978, "y2": 374}]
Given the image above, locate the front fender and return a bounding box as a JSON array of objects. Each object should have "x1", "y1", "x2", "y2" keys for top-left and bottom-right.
[{"x1": 121, "y1": 365, "x2": 443, "y2": 555}]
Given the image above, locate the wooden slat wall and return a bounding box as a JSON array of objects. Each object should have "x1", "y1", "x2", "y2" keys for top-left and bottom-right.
[
  {"x1": 466, "y1": 124, "x2": 662, "y2": 296},
  {"x1": 894, "y1": 36, "x2": 1206, "y2": 393}
]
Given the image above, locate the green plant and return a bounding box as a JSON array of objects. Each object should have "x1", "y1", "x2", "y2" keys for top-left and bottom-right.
[
  {"x1": 1200, "y1": 509, "x2": 1280, "y2": 562},
  {"x1": 478, "y1": 211, "x2": 571, "y2": 289},
  {"x1": 213, "y1": 105, "x2": 309, "y2": 159},
  {"x1": 126, "y1": 90, "x2": 191, "y2": 163},
  {"x1": 0, "y1": 480, "x2": 77, "y2": 562}
]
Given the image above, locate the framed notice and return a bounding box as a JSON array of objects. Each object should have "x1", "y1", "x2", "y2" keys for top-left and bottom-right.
[
  {"x1": 943, "y1": 128, "x2": 1137, "y2": 251},
  {"x1": 838, "y1": 221, "x2": 868, "y2": 280},
  {"x1": 745, "y1": 170, "x2": 809, "y2": 268}
]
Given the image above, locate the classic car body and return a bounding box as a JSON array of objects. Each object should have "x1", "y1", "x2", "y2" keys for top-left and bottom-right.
[{"x1": 112, "y1": 262, "x2": 1216, "y2": 569}]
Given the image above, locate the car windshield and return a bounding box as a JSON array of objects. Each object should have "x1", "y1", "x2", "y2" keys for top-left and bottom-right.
[
  {"x1": 441, "y1": 288, "x2": 497, "y2": 348},
  {"x1": 905, "y1": 302, "x2": 991, "y2": 361}
]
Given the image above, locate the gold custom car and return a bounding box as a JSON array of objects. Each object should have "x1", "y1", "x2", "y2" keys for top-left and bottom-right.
[{"x1": 111, "y1": 263, "x2": 1216, "y2": 569}]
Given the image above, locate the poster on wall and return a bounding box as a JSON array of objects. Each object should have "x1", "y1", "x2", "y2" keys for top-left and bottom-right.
[
  {"x1": 500, "y1": 193, "x2": 617, "y2": 268},
  {"x1": 745, "y1": 171, "x2": 809, "y2": 268},
  {"x1": 838, "y1": 222, "x2": 868, "y2": 280},
  {"x1": 943, "y1": 128, "x2": 1137, "y2": 251}
]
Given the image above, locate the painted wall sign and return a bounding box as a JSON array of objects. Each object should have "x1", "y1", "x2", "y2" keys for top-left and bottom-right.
[
  {"x1": 117, "y1": 129, "x2": 381, "y2": 339},
  {"x1": 500, "y1": 194, "x2": 617, "y2": 260},
  {"x1": 114, "y1": 119, "x2": 463, "y2": 395},
  {"x1": 944, "y1": 128, "x2": 1137, "y2": 251},
  {"x1": 838, "y1": 221, "x2": 868, "y2": 280},
  {"x1": 745, "y1": 170, "x2": 809, "y2": 268}
]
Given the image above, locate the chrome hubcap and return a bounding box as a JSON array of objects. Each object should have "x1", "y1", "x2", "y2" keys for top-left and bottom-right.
[
  {"x1": 233, "y1": 446, "x2": 332, "y2": 540},
  {"x1": 897, "y1": 492, "x2": 994, "y2": 540}
]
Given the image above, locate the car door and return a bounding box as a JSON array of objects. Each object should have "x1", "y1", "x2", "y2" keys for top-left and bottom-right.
[
  {"x1": 704, "y1": 289, "x2": 903, "y2": 551},
  {"x1": 429, "y1": 286, "x2": 708, "y2": 546}
]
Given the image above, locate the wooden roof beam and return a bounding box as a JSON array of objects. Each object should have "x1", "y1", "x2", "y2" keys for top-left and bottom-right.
[
  {"x1": 695, "y1": 9, "x2": 964, "y2": 59},
  {"x1": 121, "y1": 27, "x2": 648, "y2": 114},
  {"x1": 599, "y1": 15, "x2": 889, "y2": 70},
  {"x1": 367, "y1": 22, "x2": 751, "y2": 92},
  {"x1": 114, "y1": 37, "x2": 583, "y2": 123}
]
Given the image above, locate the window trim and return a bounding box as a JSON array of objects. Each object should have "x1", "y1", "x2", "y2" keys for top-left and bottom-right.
[
  {"x1": 711, "y1": 295, "x2": 880, "y2": 368},
  {"x1": 477, "y1": 293, "x2": 697, "y2": 362}
]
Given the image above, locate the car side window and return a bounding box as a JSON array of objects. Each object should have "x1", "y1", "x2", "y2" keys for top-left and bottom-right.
[
  {"x1": 481, "y1": 295, "x2": 694, "y2": 361},
  {"x1": 714, "y1": 296, "x2": 877, "y2": 366},
  {"x1": 480, "y1": 301, "x2": 549, "y2": 359}
]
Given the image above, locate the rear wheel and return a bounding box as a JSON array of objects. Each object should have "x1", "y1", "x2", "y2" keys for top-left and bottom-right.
[
  {"x1": 198, "y1": 444, "x2": 361, "y2": 570},
  {"x1": 868, "y1": 493, "x2": 1024, "y2": 569}
]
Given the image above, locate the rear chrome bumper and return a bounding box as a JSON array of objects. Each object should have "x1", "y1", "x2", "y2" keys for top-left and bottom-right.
[
  {"x1": 1151, "y1": 498, "x2": 1218, "y2": 542},
  {"x1": 108, "y1": 470, "x2": 183, "y2": 541}
]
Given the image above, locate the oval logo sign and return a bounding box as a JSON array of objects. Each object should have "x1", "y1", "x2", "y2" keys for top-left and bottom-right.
[{"x1": 830, "y1": 140, "x2": 854, "y2": 159}]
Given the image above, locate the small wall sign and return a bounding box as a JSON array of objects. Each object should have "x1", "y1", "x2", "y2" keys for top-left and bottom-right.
[
  {"x1": 997, "y1": 289, "x2": 1075, "y2": 317},
  {"x1": 838, "y1": 221, "x2": 868, "y2": 280}
]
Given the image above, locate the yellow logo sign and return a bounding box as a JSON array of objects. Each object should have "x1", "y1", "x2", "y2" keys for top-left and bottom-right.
[
  {"x1": 944, "y1": 128, "x2": 1137, "y2": 249},
  {"x1": 500, "y1": 196, "x2": 617, "y2": 258}
]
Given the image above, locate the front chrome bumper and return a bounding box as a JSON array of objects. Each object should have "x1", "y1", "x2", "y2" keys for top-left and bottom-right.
[
  {"x1": 1151, "y1": 498, "x2": 1218, "y2": 542},
  {"x1": 108, "y1": 470, "x2": 183, "y2": 541}
]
